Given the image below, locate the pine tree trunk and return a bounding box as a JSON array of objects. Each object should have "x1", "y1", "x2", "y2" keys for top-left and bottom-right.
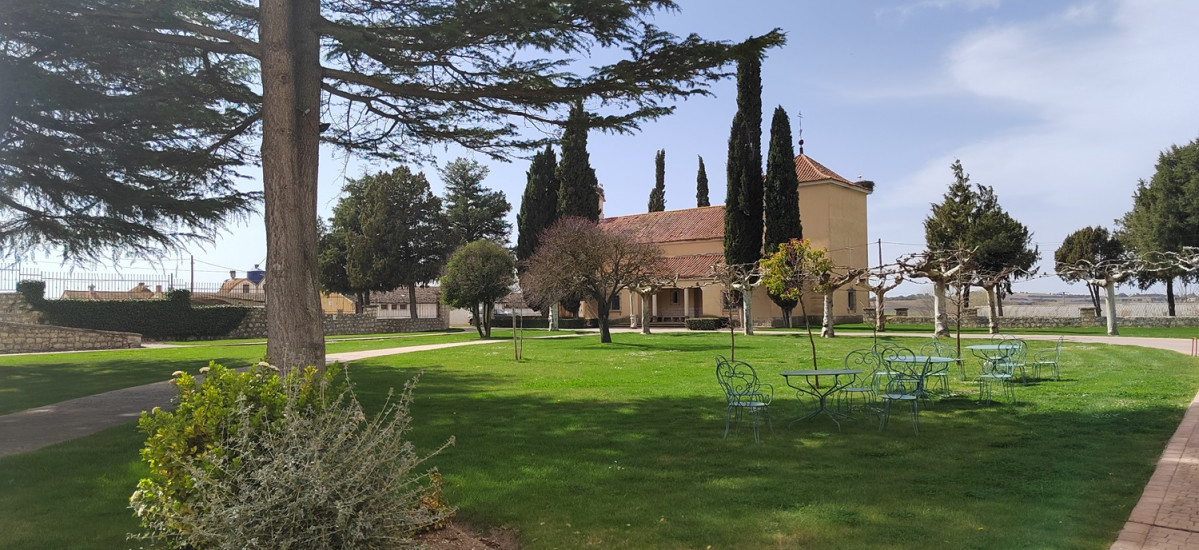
[
  {"x1": 483, "y1": 302, "x2": 493, "y2": 338},
  {"x1": 408, "y1": 285, "x2": 419, "y2": 319},
  {"x1": 1089, "y1": 283, "x2": 1102, "y2": 316},
  {"x1": 820, "y1": 292, "x2": 835, "y2": 338},
  {"x1": 260, "y1": 0, "x2": 325, "y2": 372}
]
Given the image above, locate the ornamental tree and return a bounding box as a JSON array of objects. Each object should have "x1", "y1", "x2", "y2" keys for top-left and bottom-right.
[
  {"x1": 761, "y1": 238, "x2": 833, "y2": 368},
  {"x1": 441, "y1": 239, "x2": 516, "y2": 339},
  {"x1": 3, "y1": 0, "x2": 783, "y2": 370},
  {"x1": 440, "y1": 158, "x2": 511, "y2": 250},
  {"x1": 1055, "y1": 226, "x2": 1125, "y2": 315},
  {"x1": 648, "y1": 149, "x2": 666, "y2": 212},
  {"x1": 521, "y1": 217, "x2": 665, "y2": 343}
]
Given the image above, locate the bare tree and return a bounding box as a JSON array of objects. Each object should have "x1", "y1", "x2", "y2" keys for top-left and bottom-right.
[
  {"x1": 630, "y1": 274, "x2": 679, "y2": 335},
  {"x1": 709, "y1": 261, "x2": 762, "y2": 360},
  {"x1": 521, "y1": 217, "x2": 666, "y2": 343},
  {"x1": 898, "y1": 249, "x2": 974, "y2": 337},
  {"x1": 864, "y1": 264, "x2": 905, "y2": 332}
]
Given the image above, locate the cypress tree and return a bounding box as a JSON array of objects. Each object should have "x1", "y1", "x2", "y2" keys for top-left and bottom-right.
[
  {"x1": 516, "y1": 145, "x2": 561, "y2": 265},
  {"x1": 763, "y1": 106, "x2": 802, "y2": 253},
  {"x1": 696, "y1": 155, "x2": 710, "y2": 207},
  {"x1": 723, "y1": 55, "x2": 765, "y2": 266},
  {"x1": 557, "y1": 102, "x2": 601, "y2": 221},
  {"x1": 648, "y1": 149, "x2": 666, "y2": 212}
]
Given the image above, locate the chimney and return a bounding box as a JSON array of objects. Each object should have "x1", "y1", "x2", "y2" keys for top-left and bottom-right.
[
  {"x1": 230, "y1": 270, "x2": 237, "y2": 280},
  {"x1": 155, "y1": 285, "x2": 162, "y2": 293}
]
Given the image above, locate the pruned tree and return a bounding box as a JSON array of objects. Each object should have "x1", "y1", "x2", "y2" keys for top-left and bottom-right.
[
  {"x1": 696, "y1": 155, "x2": 710, "y2": 207},
  {"x1": 1055, "y1": 254, "x2": 1138, "y2": 336},
  {"x1": 521, "y1": 217, "x2": 666, "y2": 343},
  {"x1": 761, "y1": 238, "x2": 832, "y2": 368},
  {"x1": 898, "y1": 249, "x2": 973, "y2": 337},
  {"x1": 1056, "y1": 226, "x2": 1124, "y2": 315},
  {"x1": 708, "y1": 260, "x2": 762, "y2": 359},
  {"x1": 440, "y1": 158, "x2": 511, "y2": 249},
  {"x1": 814, "y1": 266, "x2": 866, "y2": 338},
  {"x1": 864, "y1": 263, "x2": 905, "y2": 332},
  {"x1": 4, "y1": 0, "x2": 784, "y2": 370},
  {"x1": 967, "y1": 184, "x2": 1039, "y2": 332},
  {"x1": 629, "y1": 273, "x2": 678, "y2": 335},
  {"x1": 648, "y1": 149, "x2": 666, "y2": 212},
  {"x1": 441, "y1": 239, "x2": 516, "y2": 339}
]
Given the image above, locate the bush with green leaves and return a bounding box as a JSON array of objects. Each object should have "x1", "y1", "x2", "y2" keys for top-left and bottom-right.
[
  {"x1": 130, "y1": 362, "x2": 454, "y2": 549},
  {"x1": 685, "y1": 316, "x2": 729, "y2": 330}
]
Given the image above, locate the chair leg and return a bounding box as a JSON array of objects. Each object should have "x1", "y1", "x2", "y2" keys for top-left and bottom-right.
[
  {"x1": 910, "y1": 400, "x2": 920, "y2": 435},
  {"x1": 724, "y1": 406, "x2": 733, "y2": 438}
]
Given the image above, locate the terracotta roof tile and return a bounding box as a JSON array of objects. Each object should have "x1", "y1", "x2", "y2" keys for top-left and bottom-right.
[
  {"x1": 794, "y1": 153, "x2": 872, "y2": 192},
  {"x1": 371, "y1": 286, "x2": 442, "y2": 304},
  {"x1": 663, "y1": 253, "x2": 726, "y2": 279},
  {"x1": 598, "y1": 205, "x2": 725, "y2": 243}
]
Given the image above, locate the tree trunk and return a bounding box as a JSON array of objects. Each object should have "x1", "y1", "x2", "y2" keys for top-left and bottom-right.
[
  {"x1": 640, "y1": 293, "x2": 652, "y2": 335},
  {"x1": 1167, "y1": 278, "x2": 1176, "y2": 317},
  {"x1": 933, "y1": 281, "x2": 949, "y2": 337},
  {"x1": 781, "y1": 305, "x2": 793, "y2": 328},
  {"x1": 548, "y1": 304, "x2": 559, "y2": 331},
  {"x1": 874, "y1": 290, "x2": 887, "y2": 332},
  {"x1": 1088, "y1": 283, "x2": 1103, "y2": 316},
  {"x1": 483, "y1": 301, "x2": 493, "y2": 338},
  {"x1": 260, "y1": 0, "x2": 325, "y2": 372},
  {"x1": 741, "y1": 287, "x2": 754, "y2": 335},
  {"x1": 820, "y1": 292, "x2": 835, "y2": 338},
  {"x1": 408, "y1": 285, "x2": 419, "y2": 319},
  {"x1": 1104, "y1": 280, "x2": 1119, "y2": 336},
  {"x1": 986, "y1": 285, "x2": 999, "y2": 334},
  {"x1": 598, "y1": 300, "x2": 612, "y2": 343},
  {"x1": 471, "y1": 304, "x2": 483, "y2": 337},
  {"x1": 996, "y1": 289, "x2": 1005, "y2": 317}
]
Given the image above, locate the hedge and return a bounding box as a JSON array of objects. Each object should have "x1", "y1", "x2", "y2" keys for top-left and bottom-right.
[
  {"x1": 685, "y1": 316, "x2": 729, "y2": 331},
  {"x1": 17, "y1": 282, "x2": 250, "y2": 339},
  {"x1": 491, "y1": 316, "x2": 593, "y2": 329}
]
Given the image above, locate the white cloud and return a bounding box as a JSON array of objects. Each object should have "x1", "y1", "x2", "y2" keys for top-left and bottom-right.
[
  {"x1": 875, "y1": 0, "x2": 1003, "y2": 22},
  {"x1": 872, "y1": 0, "x2": 1199, "y2": 291}
]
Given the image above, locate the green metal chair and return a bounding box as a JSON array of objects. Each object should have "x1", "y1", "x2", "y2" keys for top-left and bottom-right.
[
  {"x1": 977, "y1": 345, "x2": 1018, "y2": 405},
  {"x1": 837, "y1": 349, "x2": 881, "y2": 413},
  {"x1": 994, "y1": 339, "x2": 1029, "y2": 383},
  {"x1": 918, "y1": 339, "x2": 956, "y2": 394},
  {"x1": 715, "y1": 357, "x2": 773, "y2": 443},
  {"x1": 878, "y1": 347, "x2": 930, "y2": 434},
  {"x1": 869, "y1": 342, "x2": 906, "y2": 393},
  {"x1": 1032, "y1": 337, "x2": 1064, "y2": 381}
]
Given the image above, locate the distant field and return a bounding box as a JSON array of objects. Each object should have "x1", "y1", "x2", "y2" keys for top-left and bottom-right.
[{"x1": 882, "y1": 292, "x2": 1199, "y2": 318}]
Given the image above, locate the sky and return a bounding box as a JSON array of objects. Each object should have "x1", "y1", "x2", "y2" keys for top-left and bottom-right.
[{"x1": 21, "y1": 0, "x2": 1199, "y2": 295}]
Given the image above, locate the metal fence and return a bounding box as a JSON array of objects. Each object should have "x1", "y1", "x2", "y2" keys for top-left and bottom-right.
[{"x1": 0, "y1": 265, "x2": 226, "y2": 299}]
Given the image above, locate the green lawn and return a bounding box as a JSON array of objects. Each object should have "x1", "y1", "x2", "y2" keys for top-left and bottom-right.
[
  {"x1": 831, "y1": 322, "x2": 1199, "y2": 339},
  {"x1": 1, "y1": 332, "x2": 1197, "y2": 549}
]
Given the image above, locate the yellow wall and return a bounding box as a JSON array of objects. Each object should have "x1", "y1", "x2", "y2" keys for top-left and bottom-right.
[{"x1": 321, "y1": 292, "x2": 356, "y2": 315}]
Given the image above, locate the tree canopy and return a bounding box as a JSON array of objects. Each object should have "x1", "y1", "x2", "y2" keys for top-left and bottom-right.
[
  {"x1": 723, "y1": 55, "x2": 765, "y2": 267},
  {"x1": 557, "y1": 102, "x2": 602, "y2": 221},
  {"x1": 1117, "y1": 138, "x2": 1199, "y2": 315},
  {"x1": 3, "y1": 0, "x2": 783, "y2": 368},
  {"x1": 695, "y1": 155, "x2": 710, "y2": 207},
  {"x1": 648, "y1": 149, "x2": 666, "y2": 212},
  {"x1": 441, "y1": 239, "x2": 515, "y2": 339},
  {"x1": 515, "y1": 145, "x2": 561, "y2": 270},
  {"x1": 440, "y1": 158, "x2": 511, "y2": 249},
  {"x1": 319, "y1": 167, "x2": 451, "y2": 319},
  {"x1": 763, "y1": 106, "x2": 801, "y2": 254},
  {"x1": 1055, "y1": 226, "x2": 1125, "y2": 315}
]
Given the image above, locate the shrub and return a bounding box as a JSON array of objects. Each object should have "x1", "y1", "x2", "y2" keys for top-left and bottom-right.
[
  {"x1": 130, "y1": 363, "x2": 454, "y2": 549},
  {"x1": 15, "y1": 280, "x2": 45, "y2": 307},
  {"x1": 685, "y1": 316, "x2": 729, "y2": 331},
  {"x1": 35, "y1": 299, "x2": 250, "y2": 339}
]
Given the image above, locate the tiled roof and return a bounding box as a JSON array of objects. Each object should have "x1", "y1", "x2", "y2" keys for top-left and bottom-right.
[
  {"x1": 371, "y1": 286, "x2": 442, "y2": 304},
  {"x1": 794, "y1": 153, "x2": 872, "y2": 192},
  {"x1": 663, "y1": 253, "x2": 726, "y2": 279},
  {"x1": 598, "y1": 205, "x2": 725, "y2": 244}
]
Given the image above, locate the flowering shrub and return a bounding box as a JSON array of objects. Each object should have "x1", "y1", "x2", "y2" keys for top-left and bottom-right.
[{"x1": 130, "y1": 362, "x2": 453, "y2": 548}]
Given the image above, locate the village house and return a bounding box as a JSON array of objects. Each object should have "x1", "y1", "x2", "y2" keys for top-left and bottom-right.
[{"x1": 594, "y1": 150, "x2": 873, "y2": 327}]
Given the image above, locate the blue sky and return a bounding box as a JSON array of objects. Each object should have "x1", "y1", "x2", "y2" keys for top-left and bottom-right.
[{"x1": 31, "y1": 0, "x2": 1199, "y2": 295}]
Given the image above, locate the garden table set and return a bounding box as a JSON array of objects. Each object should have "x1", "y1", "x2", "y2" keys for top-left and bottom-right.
[{"x1": 716, "y1": 336, "x2": 1066, "y2": 439}]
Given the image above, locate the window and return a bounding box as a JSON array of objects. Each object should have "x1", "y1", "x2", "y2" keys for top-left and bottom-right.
[
  {"x1": 847, "y1": 289, "x2": 857, "y2": 311},
  {"x1": 609, "y1": 295, "x2": 621, "y2": 310},
  {"x1": 242, "y1": 283, "x2": 250, "y2": 293},
  {"x1": 672, "y1": 290, "x2": 680, "y2": 304}
]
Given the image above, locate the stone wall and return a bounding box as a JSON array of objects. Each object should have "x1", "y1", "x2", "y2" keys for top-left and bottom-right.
[
  {"x1": 0, "y1": 294, "x2": 39, "y2": 324},
  {"x1": 0, "y1": 321, "x2": 141, "y2": 354},
  {"x1": 223, "y1": 307, "x2": 449, "y2": 340}
]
